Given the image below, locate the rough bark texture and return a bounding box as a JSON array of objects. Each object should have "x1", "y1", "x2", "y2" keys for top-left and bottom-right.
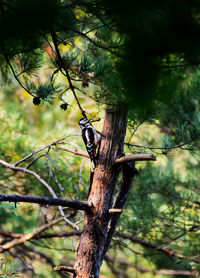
[{"x1": 74, "y1": 108, "x2": 128, "y2": 278}]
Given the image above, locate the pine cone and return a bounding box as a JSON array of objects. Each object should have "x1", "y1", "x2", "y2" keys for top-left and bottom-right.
[
  {"x1": 33, "y1": 97, "x2": 41, "y2": 105},
  {"x1": 60, "y1": 103, "x2": 68, "y2": 110}
]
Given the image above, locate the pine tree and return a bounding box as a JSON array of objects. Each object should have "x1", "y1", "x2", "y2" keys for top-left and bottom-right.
[{"x1": 0, "y1": 1, "x2": 200, "y2": 277}]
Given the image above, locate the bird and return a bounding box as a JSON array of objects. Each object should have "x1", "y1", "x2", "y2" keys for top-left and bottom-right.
[{"x1": 79, "y1": 117, "x2": 100, "y2": 168}]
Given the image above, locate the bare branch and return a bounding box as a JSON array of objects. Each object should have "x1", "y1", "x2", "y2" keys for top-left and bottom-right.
[
  {"x1": 108, "y1": 208, "x2": 122, "y2": 213},
  {"x1": 0, "y1": 158, "x2": 80, "y2": 229},
  {"x1": 26, "y1": 153, "x2": 47, "y2": 169},
  {"x1": 0, "y1": 272, "x2": 20, "y2": 277},
  {"x1": 0, "y1": 229, "x2": 82, "y2": 240},
  {"x1": 0, "y1": 194, "x2": 91, "y2": 212},
  {"x1": 14, "y1": 137, "x2": 66, "y2": 166},
  {"x1": 54, "y1": 265, "x2": 75, "y2": 274},
  {"x1": 0, "y1": 159, "x2": 57, "y2": 196},
  {"x1": 114, "y1": 154, "x2": 156, "y2": 165},
  {"x1": 35, "y1": 230, "x2": 82, "y2": 239},
  {"x1": 57, "y1": 145, "x2": 89, "y2": 158},
  {"x1": 0, "y1": 159, "x2": 63, "y2": 198},
  {"x1": 0, "y1": 230, "x2": 23, "y2": 239},
  {"x1": 0, "y1": 217, "x2": 64, "y2": 252}
]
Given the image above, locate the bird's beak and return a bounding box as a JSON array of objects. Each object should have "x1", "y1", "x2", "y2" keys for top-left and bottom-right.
[{"x1": 89, "y1": 117, "x2": 101, "y2": 123}]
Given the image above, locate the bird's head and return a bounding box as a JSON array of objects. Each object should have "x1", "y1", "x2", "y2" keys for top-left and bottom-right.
[
  {"x1": 79, "y1": 117, "x2": 91, "y2": 129},
  {"x1": 79, "y1": 117, "x2": 98, "y2": 129}
]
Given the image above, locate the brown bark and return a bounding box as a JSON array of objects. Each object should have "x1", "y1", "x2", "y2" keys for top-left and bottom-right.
[
  {"x1": 74, "y1": 108, "x2": 128, "y2": 278},
  {"x1": 103, "y1": 161, "x2": 138, "y2": 256}
]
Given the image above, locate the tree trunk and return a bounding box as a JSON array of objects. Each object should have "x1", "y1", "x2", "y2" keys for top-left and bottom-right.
[{"x1": 74, "y1": 108, "x2": 128, "y2": 278}]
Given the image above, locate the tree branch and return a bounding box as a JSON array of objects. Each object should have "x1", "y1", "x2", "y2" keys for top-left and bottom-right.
[
  {"x1": 5, "y1": 56, "x2": 35, "y2": 97},
  {"x1": 0, "y1": 158, "x2": 83, "y2": 229},
  {"x1": 26, "y1": 153, "x2": 47, "y2": 169},
  {"x1": 0, "y1": 230, "x2": 23, "y2": 239},
  {"x1": 0, "y1": 217, "x2": 64, "y2": 252},
  {"x1": 14, "y1": 137, "x2": 66, "y2": 166},
  {"x1": 71, "y1": 29, "x2": 112, "y2": 51},
  {"x1": 0, "y1": 194, "x2": 91, "y2": 212},
  {"x1": 125, "y1": 139, "x2": 194, "y2": 151},
  {"x1": 104, "y1": 254, "x2": 192, "y2": 276},
  {"x1": 57, "y1": 145, "x2": 89, "y2": 158},
  {"x1": 0, "y1": 272, "x2": 20, "y2": 277},
  {"x1": 54, "y1": 265, "x2": 75, "y2": 274},
  {"x1": 34, "y1": 230, "x2": 82, "y2": 239},
  {"x1": 51, "y1": 31, "x2": 87, "y2": 118},
  {"x1": 0, "y1": 229, "x2": 82, "y2": 240},
  {"x1": 114, "y1": 154, "x2": 156, "y2": 165},
  {"x1": 0, "y1": 159, "x2": 58, "y2": 197},
  {"x1": 161, "y1": 224, "x2": 200, "y2": 247},
  {"x1": 104, "y1": 161, "x2": 138, "y2": 255},
  {"x1": 116, "y1": 232, "x2": 200, "y2": 264}
]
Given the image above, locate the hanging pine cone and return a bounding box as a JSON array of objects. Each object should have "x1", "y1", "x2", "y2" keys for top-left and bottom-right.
[
  {"x1": 60, "y1": 103, "x2": 68, "y2": 110},
  {"x1": 33, "y1": 97, "x2": 41, "y2": 105}
]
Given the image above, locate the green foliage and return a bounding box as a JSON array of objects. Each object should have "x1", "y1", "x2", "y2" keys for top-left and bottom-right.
[
  {"x1": 1, "y1": 1, "x2": 200, "y2": 277},
  {"x1": 33, "y1": 82, "x2": 63, "y2": 103},
  {"x1": 97, "y1": 0, "x2": 200, "y2": 109},
  {"x1": 0, "y1": 203, "x2": 38, "y2": 233},
  {"x1": 0, "y1": 259, "x2": 20, "y2": 277},
  {"x1": 0, "y1": 91, "x2": 88, "y2": 276},
  {"x1": 1, "y1": 0, "x2": 200, "y2": 114},
  {"x1": 16, "y1": 50, "x2": 43, "y2": 77}
]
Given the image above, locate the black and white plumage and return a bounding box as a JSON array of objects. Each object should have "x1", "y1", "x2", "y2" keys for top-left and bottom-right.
[{"x1": 79, "y1": 117, "x2": 99, "y2": 168}]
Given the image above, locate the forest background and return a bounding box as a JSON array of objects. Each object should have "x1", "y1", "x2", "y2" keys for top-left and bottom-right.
[{"x1": 0, "y1": 0, "x2": 200, "y2": 277}]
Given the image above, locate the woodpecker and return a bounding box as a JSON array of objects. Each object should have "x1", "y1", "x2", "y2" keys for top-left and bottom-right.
[{"x1": 79, "y1": 117, "x2": 99, "y2": 168}]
